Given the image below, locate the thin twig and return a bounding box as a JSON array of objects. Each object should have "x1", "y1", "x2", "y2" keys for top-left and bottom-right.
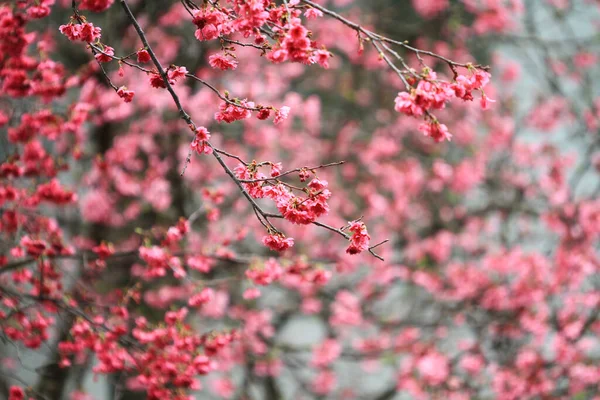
[{"x1": 238, "y1": 161, "x2": 345, "y2": 183}]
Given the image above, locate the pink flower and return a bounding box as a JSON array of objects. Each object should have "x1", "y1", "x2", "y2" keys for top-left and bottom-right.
[
  {"x1": 139, "y1": 246, "x2": 170, "y2": 278},
  {"x1": 79, "y1": 22, "x2": 102, "y2": 42},
  {"x1": 574, "y1": 52, "x2": 597, "y2": 69},
  {"x1": 201, "y1": 290, "x2": 229, "y2": 318},
  {"x1": 136, "y1": 49, "x2": 151, "y2": 63},
  {"x1": 212, "y1": 377, "x2": 235, "y2": 399},
  {"x1": 165, "y1": 307, "x2": 188, "y2": 325},
  {"x1": 215, "y1": 100, "x2": 254, "y2": 123},
  {"x1": 165, "y1": 219, "x2": 189, "y2": 244},
  {"x1": 256, "y1": 108, "x2": 271, "y2": 120},
  {"x1": 262, "y1": 233, "x2": 294, "y2": 252},
  {"x1": 412, "y1": 0, "x2": 449, "y2": 19},
  {"x1": 460, "y1": 354, "x2": 484, "y2": 375},
  {"x1": 81, "y1": 190, "x2": 113, "y2": 224},
  {"x1": 116, "y1": 86, "x2": 134, "y2": 103},
  {"x1": 394, "y1": 91, "x2": 425, "y2": 116},
  {"x1": 267, "y1": 48, "x2": 288, "y2": 63},
  {"x1": 304, "y1": 8, "x2": 323, "y2": 19},
  {"x1": 312, "y1": 370, "x2": 336, "y2": 395},
  {"x1": 36, "y1": 179, "x2": 76, "y2": 204},
  {"x1": 194, "y1": 354, "x2": 216, "y2": 375},
  {"x1": 59, "y1": 24, "x2": 81, "y2": 41},
  {"x1": 149, "y1": 73, "x2": 166, "y2": 88},
  {"x1": 311, "y1": 339, "x2": 342, "y2": 367},
  {"x1": 94, "y1": 46, "x2": 114, "y2": 63},
  {"x1": 502, "y1": 62, "x2": 521, "y2": 82},
  {"x1": 149, "y1": 67, "x2": 187, "y2": 88},
  {"x1": 416, "y1": 351, "x2": 450, "y2": 386},
  {"x1": 92, "y1": 242, "x2": 114, "y2": 260},
  {"x1": 480, "y1": 93, "x2": 495, "y2": 110},
  {"x1": 187, "y1": 255, "x2": 214, "y2": 273},
  {"x1": 246, "y1": 258, "x2": 283, "y2": 286},
  {"x1": 230, "y1": 0, "x2": 269, "y2": 33},
  {"x1": 419, "y1": 121, "x2": 452, "y2": 143},
  {"x1": 346, "y1": 221, "x2": 370, "y2": 255},
  {"x1": 189, "y1": 288, "x2": 215, "y2": 307},
  {"x1": 27, "y1": 5, "x2": 51, "y2": 19},
  {"x1": 270, "y1": 162, "x2": 283, "y2": 177},
  {"x1": 60, "y1": 23, "x2": 101, "y2": 42},
  {"x1": 277, "y1": 178, "x2": 331, "y2": 225},
  {"x1": 191, "y1": 126, "x2": 212, "y2": 155},
  {"x1": 209, "y1": 53, "x2": 238, "y2": 70},
  {"x1": 273, "y1": 106, "x2": 290, "y2": 125},
  {"x1": 330, "y1": 291, "x2": 363, "y2": 326},
  {"x1": 243, "y1": 287, "x2": 261, "y2": 299},
  {"x1": 299, "y1": 169, "x2": 310, "y2": 182},
  {"x1": 471, "y1": 69, "x2": 491, "y2": 89},
  {"x1": 311, "y1": 49, "x2": 332, "y2": 69},
  {"x1": 8, "y1": 386, "x2": 24, "y2": 400},
  {"x1": 192, "y1": 8, "x2": 228, "y2": 41},
  {"x1": 301, "y1": 298, "x2": 322, "y2": 314},
  {"x1": 80, "y1": 0, "x2": 114, "y2": 12},
  {"x1": 168, "y1": 66, "x2": 188, "y2": 83}
]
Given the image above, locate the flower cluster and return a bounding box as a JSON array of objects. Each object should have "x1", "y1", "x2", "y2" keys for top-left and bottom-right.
[
  {"x1": 279, "y1": 179, "x2": 331, "y2": 224},
  {"x1": 345, "y1": 221, "x2": 371, "y2": 255},
  {"x1": 4, "y1": 311, "x2": 54, "y2": 349},
  {"x1": 94, "y1": 45, "x2": 114, "y2": 63},
  {"x1": 230, "y1": 0, "x2": 270, "y2": 34},
  {"x1": 139, "y1": 246, "x2": 174, "y2": 278},
  {"x1": 190, "y1": 126, "x2": 212, "y2": 155},
  {"x1": 269, "y1": 19, "x2": 315, "y2": 64},
  {"x1": 419, "y1": 119, "x2": 452, "y2": 143},
  {"x1": 24, "y1": 0, "x2": 54, "y2": 18},
  {"x1": 214, "y1": 100, "x2": 254, "y2": 123},
  {"x1": 79, "y1": 0, "x2": 114, "y2": 12},
  {"x1": 187, "y1": 3, "x2": 331, "y2": 69},
  {"x1": 273, "y1": 106, "x2": 291, "y2": 125},
  {"x1": 36, "y1": 179, "x2": 77, "y2": 205},
  {"x1": 117, "y1": 86, "x2": 134, "y2": 102},
  {"x1": 191, "y1": 8, "x2": 230, "y2": 41},
  {"x1": 238, "y1": 163, "x2": 333, "y2": 225},
  {"x1": 451, "y1": 68, "x2": 491, "y2": 101},
  {"x1": 137, "y1": 48, "x2": 151, "y2": 63},
  {"x1": 394, "y1": 77, "x2": 451, "y2": 117},
  {"x1": 188, "y1": 288, "x2": 215, "y2": 308},
  {"x1": 149, "y1": 66, "x2": 188, "y2": 89},
  {"x1": 311, "y1": 339, "x2": 342, "y2": 368},
  {"x1": 58, "y1": 310, "x2": 235, "y2": 399},
  {"x1": 91, "y1": 242, "x2": 114, "y2": 269},
  {"x1": 232, "y1": 161, "x2": 355, "y2": 253},
  {"x1": 164, "y1": 218, "x2": 190, "y2": 246},
  {"x1": 284, "y1": 259, "x2": 332, "y2": 288},
  {"x1": 8, "y1": 386, "x2": 25, "y2": 400},
  {"x1": 394, "y1": 69, "x2": 491, "y2": 142},
  {"x1": 262, "y1": 233, "x2": 294, "y2": 252},
  {"x1": 59, "y1": 21, "x2": 102, "y2": 42},
  {"x1": 246, "y1": 258, "x2": 283, "y2": 286},
  {"x1": 209, "y1": 53, "x2": 238, "y2": 71}
]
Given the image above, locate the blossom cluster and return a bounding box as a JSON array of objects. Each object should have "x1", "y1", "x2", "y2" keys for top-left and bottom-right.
[
  {"x1": 58, "y1": 309, "x2": 236, "y2": 400},
  {"x1": 394, "y1": 68, "x2": 492, "y2": 142},
  {"x1": 345, "y1": 221, "x2": 371, "y2": 255},
  {"x1": 59, "y1": 21, "x2": 102, "y2": 43},
  {"x1": 189, "y1": 3, "x2": 332, "y2": 68}
]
